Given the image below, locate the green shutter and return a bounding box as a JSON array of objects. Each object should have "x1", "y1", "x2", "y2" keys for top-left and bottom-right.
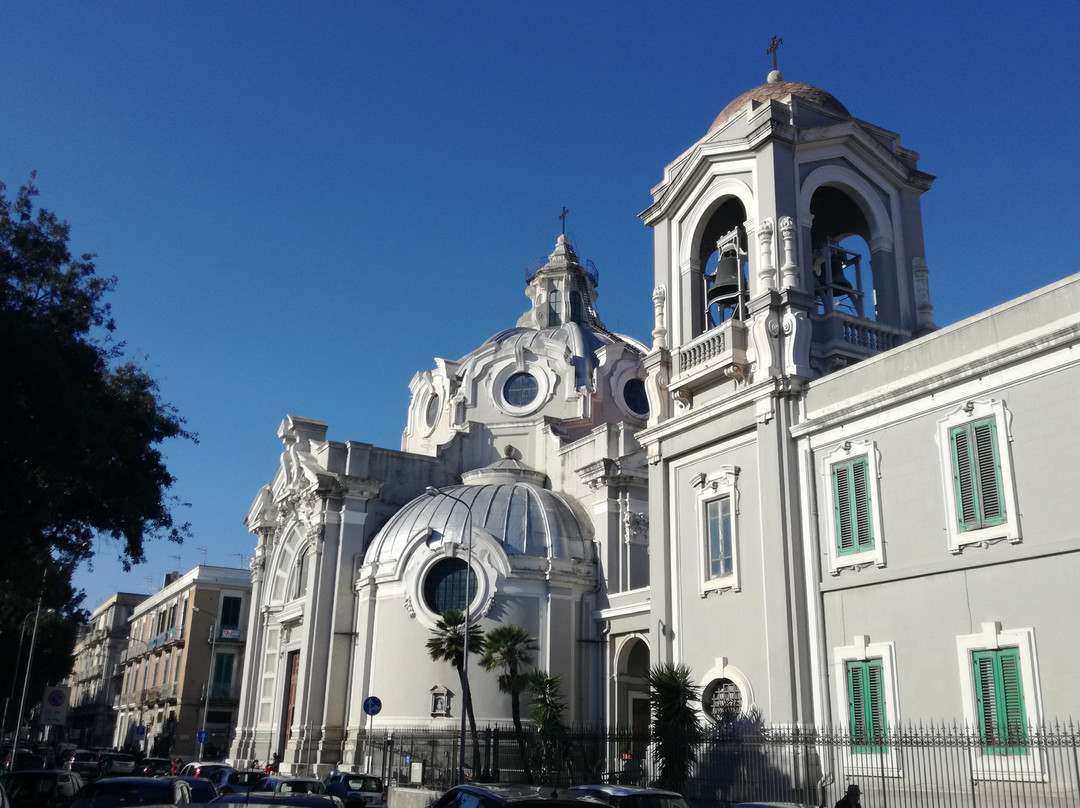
[
  {"x1": 972, "y1": 647, "x2": 1027, "y2": 754},
  {"x1": 847, "y1": 659, "x2": 887, "y2": 753},
  {"x1": 951, "y1": 418, "x2": 1006, "y2": 532},
  {"x1": 834, "y1": 457, "x2": 873, "y2": 555}
]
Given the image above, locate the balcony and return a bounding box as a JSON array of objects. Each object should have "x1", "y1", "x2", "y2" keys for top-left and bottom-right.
[
  {"x1": 670, "y1": 319, "x2": 749, "y2": 395},
  {"x1": 206, "y1": 682, "x2": 241, "y2": 703},
  {"x1": 810, "y1": 310, "x2": 909, "y2": 368}
]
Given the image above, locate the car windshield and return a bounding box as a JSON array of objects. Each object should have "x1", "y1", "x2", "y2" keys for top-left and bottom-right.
[
  {"x1": 343, "y1": 776, "x2": 382, "y2": 792},
  {"x1": 73, "y1": 780, "x2": 173, "y2": 807},
  {"x1": 230, "y1": 771, "x2": 261, "y2": 784},
  {"x1": 1, "y1": 773, "x2": 58, "y2": 800},
  {"x1": 281, "y1": 781, "x2": 322, "y2": 793}
]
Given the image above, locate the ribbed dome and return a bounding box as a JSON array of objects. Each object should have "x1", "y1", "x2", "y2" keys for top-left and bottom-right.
[
  {"x1": 366, "y1": 477, "x2": 592, "y2": 565},
  {"x1": 708, "y1": 81, "x2": 850, "y2": 134}
]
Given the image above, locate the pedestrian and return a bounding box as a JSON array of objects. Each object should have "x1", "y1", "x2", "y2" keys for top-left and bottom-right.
[
  {"x1": 331, "y1": 761, "x2": 342, "y2": 776},
  {"x1": 835, "y1": 784, "x2": 862, "y2": 808},
  {"x1": 250, "y1": 758, "x2": 260, "y2": 771}
]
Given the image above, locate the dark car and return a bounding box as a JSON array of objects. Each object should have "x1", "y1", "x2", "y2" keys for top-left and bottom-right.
[
  {"x1": 176, "y1": 775, "x2": 218, "y2": 802},
  {"x1": 139, "y1": 757, "x2": 174, "y2": 776},
  {"x1": 0, "y1": 770, "x2": 85, "y2": 808},
  {"x1": 567, "y1": 785, "x2": 688, "y2": 808},
  {"x1": 2, "y1": 752, "x2": 46, "y2": 774},
  {"x1": 210, "y1": 768, "x2": 263, "y2": 795},
  {"x1": 322, "y1": 773, "x2": 384, "y2": 808},
  {"x1": 178, "y1": 761, "x2": 230, "y2": 780},
  {"x1": 99, "y1": 753, "x2": 136, "y2": 776},
  {"x1": 64, "y1": 752, "x2": 101, "y2": 780},
  {"x1": 213, "y1": 795, "x2": 343, "y2": 807},
  {"x1": 70, "y1": 776, "x2": 193, "y2": 807},
  {"x1": 251, "y1": 776, "x2": 326, "y2": 796},
  {"x1": 429, "y1": 785, "x2": 603, "y2": 808}
]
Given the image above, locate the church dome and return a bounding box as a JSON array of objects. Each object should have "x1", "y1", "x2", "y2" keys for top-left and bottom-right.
[
  {"x1": 366, "y1": 468, "x2": 592, "y2": 566},
  {"x1": 708, "y1": 80, "x2": 851, "y2": 134}
]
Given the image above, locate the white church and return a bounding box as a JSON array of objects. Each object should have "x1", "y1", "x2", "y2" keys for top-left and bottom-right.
[{"x1": 232, "y1": 68, "x2": 1080, "y2": 788}]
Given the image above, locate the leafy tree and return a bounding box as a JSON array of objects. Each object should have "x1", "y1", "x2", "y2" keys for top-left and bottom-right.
[
  {"x1": 426, "y1": 609, "x2": 485, "y2": 780},
  {"x1": 481, "y1": 625, "x2": 538, "y2": 782},
  {"x1": 647, "y1": 663, "x2": 702, "y2": 794},
  {"x1": 0, "y1": 174, "x2": 192, "y2": 682},
  {"x1": 526, "y1": 669, "x2": 569, "y2": 785}
]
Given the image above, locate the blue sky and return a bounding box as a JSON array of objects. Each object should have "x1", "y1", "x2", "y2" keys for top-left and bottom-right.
[{"x1": 3, "y1": 1, "x2": 1077, "y2": 609}]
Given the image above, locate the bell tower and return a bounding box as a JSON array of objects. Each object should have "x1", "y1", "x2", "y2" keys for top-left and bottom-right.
[{"x1": 640, "y1": 67, "x2": 936, "y2": 425}]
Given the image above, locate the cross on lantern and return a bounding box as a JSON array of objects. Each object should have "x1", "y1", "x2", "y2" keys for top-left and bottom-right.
[
  {"x1": 767, "y1": 36, "x2": 782, "y2": 70},
  {"x1": 559, "y1": 206, "x2": 569, "y2": 235}
]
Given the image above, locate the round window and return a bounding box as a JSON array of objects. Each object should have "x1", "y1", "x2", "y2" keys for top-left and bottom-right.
[
  {"x1": 423, "y1": 558, "x2": 478, "y2": 615},
  {"x1": 703, "y1": 678, "x2": 742, "y2": 722},
  {"x1": 425, "y1": 394, "x2": 440, "y2": 428},
  {"x1": 503, "y1": 372, "x2": 539, "y2": 408},
  {"x1": 623, "y1": 378, "x2": 649, "y2": 416}
]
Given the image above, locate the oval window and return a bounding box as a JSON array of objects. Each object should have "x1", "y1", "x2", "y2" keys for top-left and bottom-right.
[
  {"x1": 503, "y1": 372, "x2": 539, "y2": 408},
  {"x1": 423, "y1": 558, "x2": 478, "y2": 615},
  {"x1": 425, "y1": 394, "x2": 440, "y2": 428},
  {"x1": 623, "y1": 378, "x2": 649, "y2": 416}
]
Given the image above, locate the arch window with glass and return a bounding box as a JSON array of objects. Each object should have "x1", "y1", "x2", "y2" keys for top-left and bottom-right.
[
  {"x1": 503, "y1": 372, "x2": 539, "y2": 408},
  {"x1": 547, "y1": 289, "x2": 562, "y2": 326},
  {"x1": 423, "y1": 558, "x2": 478, "y2": 616},
  {"x1": 291, "y1": 547, "x2": 310, "y2": 600}
]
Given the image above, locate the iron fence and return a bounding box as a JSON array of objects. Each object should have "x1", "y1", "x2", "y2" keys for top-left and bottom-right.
[{"x1": 352, "y1": 722, "x2": 1080, "y2": 808}]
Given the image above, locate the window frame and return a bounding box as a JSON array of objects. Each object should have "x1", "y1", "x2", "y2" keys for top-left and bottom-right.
[
  {"x1": 833, "y1": 636, "x2": 901, "y2": 775},
  {"x1": 694, "y1": 466, "x2": 741, "y2": 596},
  {"x1": 956, "y1": 622, "x2": 1044, "y2": 780},
  {"x1": 821, "y1": 441, "x2": 885, "y2": 574},
  {"x1": 937, "y1": 400, "x2": 1020, "y2": 553}
]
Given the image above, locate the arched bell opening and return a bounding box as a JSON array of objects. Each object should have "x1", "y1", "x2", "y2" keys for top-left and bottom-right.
[
  {"x1": 695, "y1": 199, "x2": 748, "y2": 335},
  {"x1": 810, "y1": 186, "x2": 874, "y2": 320}
]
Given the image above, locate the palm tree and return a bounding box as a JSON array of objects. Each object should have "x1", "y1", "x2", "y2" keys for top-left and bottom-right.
[
  {"x1": 646, "y1": 663, "x2": 702, "y2": 794},
  {"x1": 480, "y1": 625, "x2": 538, "y2": 782},
  {"x1": 527, "y1": 669, "x2": 569, "y2": 785},
  {"x1": 426, "y1": 609, "x2": 485, "y2": 780}
]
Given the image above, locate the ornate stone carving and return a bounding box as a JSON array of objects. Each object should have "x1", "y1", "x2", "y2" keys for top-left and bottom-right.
[
  {"x1": 652, "y1": 285, "x2": 668, "y2": 350},
  {"x1": 779, "y1": 216, "x2": 799, "y2": 289},
  {"x1": 757, "y1": 218, "x2": 776, "y2": 289},
  {"x1": 672, "y1": 388, "x2": 692, "y2": 411},
  {"x1": 623, "y1": 512, "x2": 649, "y2": 545}
]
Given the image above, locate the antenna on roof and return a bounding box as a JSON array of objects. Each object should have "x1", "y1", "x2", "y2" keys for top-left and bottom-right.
[
  {"x1": 198, "y1": 546, "x2": 208, "y2": 565},
  {"x1": 235, "y1": 553, "x2": 251, "y2": 568}
]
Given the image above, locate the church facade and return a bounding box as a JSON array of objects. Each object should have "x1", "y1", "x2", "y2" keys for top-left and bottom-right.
[{"x1": 233, "y1": 70, "x2": 1080, "y2": 782}]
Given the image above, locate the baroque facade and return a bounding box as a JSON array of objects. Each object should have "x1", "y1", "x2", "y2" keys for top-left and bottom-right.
[{"x1": 234, "y1": 70, "x2": 1080, "y2": 780}]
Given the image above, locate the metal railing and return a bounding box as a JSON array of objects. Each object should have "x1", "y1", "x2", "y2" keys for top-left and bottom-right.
[{"x1": 347, "y1": 722, "x2": 1080, "y2": 808}]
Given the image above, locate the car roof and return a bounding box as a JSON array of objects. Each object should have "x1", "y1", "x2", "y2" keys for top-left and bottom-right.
[
  {"x1": 448, "y1": 785, "x2": 603, "y2": 804},
  {"x1": 570, "y1": 786, "x2": 683, "y2": 798}
]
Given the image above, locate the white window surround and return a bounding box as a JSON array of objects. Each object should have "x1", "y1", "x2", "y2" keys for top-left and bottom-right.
[
  {"x1": 833, "y1": 635, "x2": 902, "y2": 776},
  {"x1": 699, "y1": 657, "x2": 756, "y2": 724},
  {"x1": 693, "y1": 465, "x2": 741, "y2": 596},
  {"x1": 936, "y1": 399, "x2": 1021, "y2": 553},
  {"x1": 955, "y1": 622, "x2": 1044, "y2": 781},
  {"x1": 488, "y1": 357, "x2": 554, "y2": 417},
  {"x1": 821, "y1": 440, "x2": 885, "y2": 574}
]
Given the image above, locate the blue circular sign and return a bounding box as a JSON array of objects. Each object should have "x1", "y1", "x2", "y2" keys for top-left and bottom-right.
[
  {"x1": 363, "y1": 696, "x2": 382, "y2": 716},
  {"x1": 197, "y1": 730, "x2": 210, "y2": 743}
]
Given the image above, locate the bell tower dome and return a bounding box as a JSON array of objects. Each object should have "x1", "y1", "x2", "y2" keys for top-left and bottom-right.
[{"x1": 640, "y1": 69, "x2": 936, "y2": 425}]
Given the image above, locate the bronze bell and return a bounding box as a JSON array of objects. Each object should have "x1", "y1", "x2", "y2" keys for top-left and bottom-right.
[{"x1": 708, "y1": 254, "x2": 742, "y2": 300}]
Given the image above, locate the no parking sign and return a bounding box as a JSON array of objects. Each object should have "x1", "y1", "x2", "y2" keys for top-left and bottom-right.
[{"x1": 41, "y1": 686, "x2": 70, "y2": 725}]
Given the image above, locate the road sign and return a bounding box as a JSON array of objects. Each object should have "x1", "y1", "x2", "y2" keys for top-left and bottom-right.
[
  {"x1": 40, "y1": 686, "x2": 70, "y2": 725},
  {"x1": 363, "y1": 696, "x2": 382, "y2": 716},
  {"x1": 197, "y1": 730, "x2": 210, "y2": 743}
]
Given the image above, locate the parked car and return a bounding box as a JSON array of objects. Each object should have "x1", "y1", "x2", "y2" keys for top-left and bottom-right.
[
  {"x1": 0, "y1": 753, "x2": 45, "y2": 774},
  {"x1": 322, "y1": 773, "x2": 385, "y2": 808},
  {"x1": 567, "y1": 785, "x2": 689, "y2": 808},
  {"x1": 252, "y1": 776, "x2": 327, "y2": 796},
  {"x1": 178, "y1": 761, "x2": 230, "y2": 779},
  {"x1": 428, "y1": 785, "x2": 604, "y2": 808},
  {"x1": 70, "y1": 776, "x2": 193, "y2": 807},
  {"x1": 63, "y1": 751, "x2": 101, "y2": 779},
  {"x1": 210, "y1": 768, "x2": 264, "y2": 795},
  {"x1": 176, "y1": 775, "x2": 218, "y2": 802},
  {"x1": 138, "y1": 757, "x2": 174, "y2": 776},
  {"x1": 213, "y1": 795, "x2": 343, "y2": 807},
  {"x1": 0, "y1": 770, "x2": 84, "y2": 808},
  {"x1": 99, "y1": 753, "x2": 135, "y2": 776}
]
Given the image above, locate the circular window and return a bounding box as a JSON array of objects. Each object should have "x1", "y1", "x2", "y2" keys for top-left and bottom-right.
[
  {"x1": 425, "y1": 394, "x2": 440, "y2": 428},
  {"x1": 503, "y1": 372, "x2": 539, "y2": 408},
  {"x1": 423, "y1": 558, "x2": 478, "y2": 615},
  {"x1": 623, "y1": 378, "x2": 649, "y2": 416},
  {"x1": 703, "y1": 678, "x2": 742, "y2": 722}
]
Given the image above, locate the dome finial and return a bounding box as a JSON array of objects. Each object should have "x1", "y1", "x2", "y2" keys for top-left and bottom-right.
[{"x1": 767, "y1": 35, "x2": 784, "y2": 83}]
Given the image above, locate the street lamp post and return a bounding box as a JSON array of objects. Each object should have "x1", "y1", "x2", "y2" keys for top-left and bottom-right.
[
  {"x1": 10, "y1": 596, "x2": 47, "y2": 766},
  {"x1": 1, "y1": 609, "x2": 49, "y2": 748},
  {"x1": 425, "y1": 486, "x2": 475, "y2": 785},
  {"x1": 192, "y1": 606, "x2": 219, "y2": 761}
]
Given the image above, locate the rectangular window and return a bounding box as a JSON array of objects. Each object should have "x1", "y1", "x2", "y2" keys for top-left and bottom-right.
[
  {"x1": 951, "y1": 417, "x2": 1005, "y2": 532},
  {"x1": 847, "y1": 659, "x2": 888, "y2": 752},
  {"x1": 220, "y1": 596, "x2": 242, "y2": 628},
  {"x1": 833, "y1": 456, "x2": 874, "y2": 554},
  {"x1": 706, "y1": 496, "x2": 733, "y2": 579},
  {"x1": 973, "y1": 647, "x2": 1027, "y2": 754}
]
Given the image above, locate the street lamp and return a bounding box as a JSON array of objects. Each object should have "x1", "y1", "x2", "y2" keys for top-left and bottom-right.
[
  {"x1": 192, "y1": 606, "x2": 219, "y2": 761},
  {"x1": 10, "y1": 600, "x2": 53, "y2": 765},
  {"x1": 425, "y1": 485, "x2": 475, "y2": 785},
  {"x1": 1, "y1": 609, "x2": 52, "y2": 746}
]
